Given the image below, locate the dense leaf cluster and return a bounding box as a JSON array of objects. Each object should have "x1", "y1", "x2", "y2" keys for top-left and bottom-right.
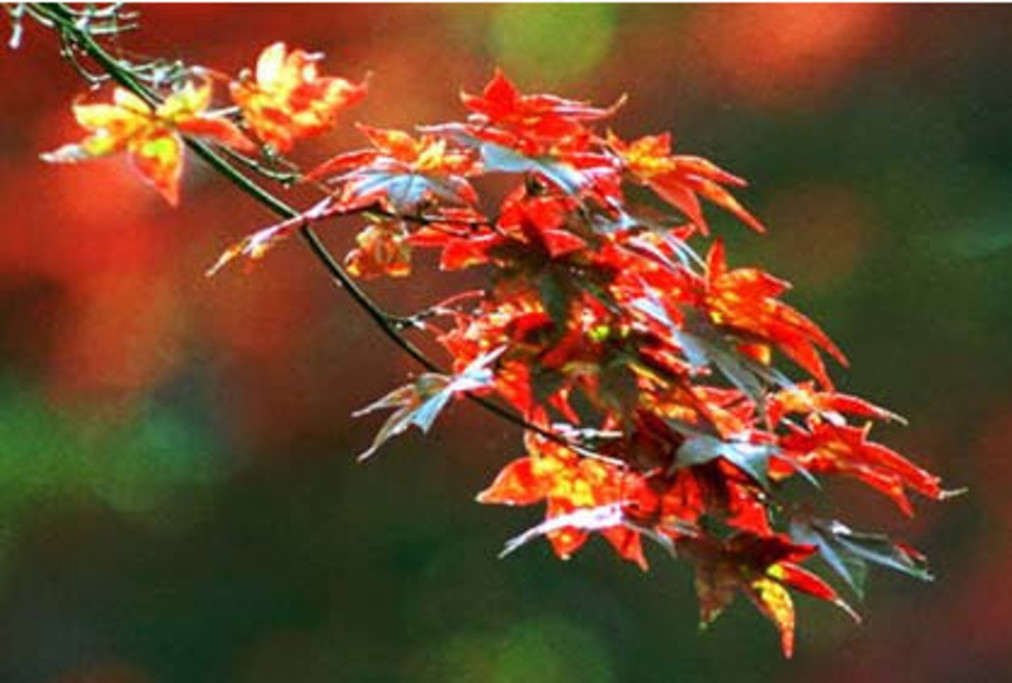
[{"x1": 35, "y1": 22, "x2": 949, "y2": 656}]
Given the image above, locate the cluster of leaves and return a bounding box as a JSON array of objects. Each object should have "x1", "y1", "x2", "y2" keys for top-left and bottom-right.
[
  {"x1": 43, "y1": 41, "x2": 366, "y2": 205},
  {"x1": 39, "y1": 27, "x2": 950, "y2": 657}
]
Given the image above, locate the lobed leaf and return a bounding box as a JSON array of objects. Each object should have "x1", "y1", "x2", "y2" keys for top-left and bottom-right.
[
  {"x1": 353, "y1": 348, "x2": 503, "y2": 460},
  {"x1": 789, "y1": 517, "x2": 932, "y2": 599}
]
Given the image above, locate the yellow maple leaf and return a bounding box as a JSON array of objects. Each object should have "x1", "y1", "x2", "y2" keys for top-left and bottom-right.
[{"x1": 43, "y1": 83, "x2": 253, "y2": 206}]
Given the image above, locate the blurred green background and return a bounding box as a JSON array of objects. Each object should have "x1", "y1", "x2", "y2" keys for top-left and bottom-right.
[{"x1": 0, "y1": 4, "x2": 1009, "y2": 682}]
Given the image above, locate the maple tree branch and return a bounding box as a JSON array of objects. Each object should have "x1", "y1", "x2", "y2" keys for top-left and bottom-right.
[
  {"x1": 31, "y1": 3, "x2": 612, "y2": 462},
  {"x1": 33, "y1": 4, "x2": 434, "y2": 362}
]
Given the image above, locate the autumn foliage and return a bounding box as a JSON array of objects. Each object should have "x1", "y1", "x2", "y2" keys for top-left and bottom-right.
[{"x1": 32, "y1": 10, "x2": 950, "y2": 658}]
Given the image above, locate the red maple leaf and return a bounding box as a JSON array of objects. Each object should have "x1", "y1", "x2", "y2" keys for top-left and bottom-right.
[
  {"x1": 462, "y1": 70, "x2": 622, "y2": 155},
  {"x1": 307, "y1": 125, "x2": 479, "y2": 212},
  {"x1": 477, "y1": 434, "x2": 648, "y2": 569},
  {"x1": 704, "y1": 240, "x2": 847, "y2": 387},
  {"x1": 681, "y1": 533, "x2": 857, "y2": 658},
  {"x1": 607, "y1": 131, "x2": 765, "y2": 234},
  {"x1": 777, "y1": 417, "x2": 942, "y2": 515}
]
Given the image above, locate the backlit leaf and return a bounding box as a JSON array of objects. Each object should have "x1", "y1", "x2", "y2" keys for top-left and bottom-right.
[
  {"x1": 231, "y1": 42, "x2": 366, "y2": 152},
  {"x1": 44, "y1": 82, "x2": 254, "y2": 205}
]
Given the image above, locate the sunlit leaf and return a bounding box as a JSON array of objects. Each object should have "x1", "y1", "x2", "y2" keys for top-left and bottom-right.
[
  {"x1": 43, "y1": 83, "x2": 254, "y2": 205},
  {"x1": 607, "y1": 131, "x2": 764, "y2": 234},
  {"x1": 231, "y1": 42, "x2": 366, "y2": 152}
]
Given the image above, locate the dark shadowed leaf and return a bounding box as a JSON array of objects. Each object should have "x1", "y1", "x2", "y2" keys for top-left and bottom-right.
[
  {"x1": 674, "y1": 308, "x2": 792, "y2": 405},
  {"x1": 674, "y1": 431, "x2": 774, "y2": 490},
  {"x1": 789, "y1": 517, "x2": 932, "y2": 599},
  {"x1": 537, "y1": 269, "x2": 571, "y2": 327}
]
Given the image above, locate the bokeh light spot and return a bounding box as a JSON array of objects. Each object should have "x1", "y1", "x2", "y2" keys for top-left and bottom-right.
[
  {"x1": 492, "y1": 616, "x2": 614, "y2": 683},
  {"x1": 488, "y1": 5, "x2": 616, "y2": 86}
]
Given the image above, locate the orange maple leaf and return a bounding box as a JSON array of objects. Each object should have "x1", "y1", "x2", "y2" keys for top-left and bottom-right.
[
  {"x1": 344, "y1": 221, "x2": 413, "y2": 279},
  {"x1": 43, "y1": 83, "x2": 253, "y2": 206},
  {"x1": 306, "y1": 125, "x2": 479, "y2": 212},
  {"x1": 308, "y1": 125, "x2": 477, "y2": 180},
  {"x1": 477, "y1": 434, "x2": 647, "y2": 569},
  {"x1": 767, "y1": 381, "x2": 902, "y2": 427},
  {"x1": 704, "y1": 240, "x2": 847, "y2": 387},
  {"x1": 607, "y1": 131, "x2": 764, "y2": 234},
  {"x1": 231, "y1": 42, "x2": 366, "y2": 153},
  {"x1": 776, "y1": 417, "x2": 942, "y2": 515}
]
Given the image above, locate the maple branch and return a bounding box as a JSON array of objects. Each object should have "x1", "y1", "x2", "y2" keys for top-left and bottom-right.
[
  {"x1": 31, "y1": 3, "x2": 612, "y2": 463},
  {"x1": 34, "y1": 4, "x2": 432, "y2": 358}
]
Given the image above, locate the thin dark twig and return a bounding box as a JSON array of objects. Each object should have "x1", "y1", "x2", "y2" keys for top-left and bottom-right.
[{"x1": 217, "y1": 145, "x2": 301, "y2": 185}]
